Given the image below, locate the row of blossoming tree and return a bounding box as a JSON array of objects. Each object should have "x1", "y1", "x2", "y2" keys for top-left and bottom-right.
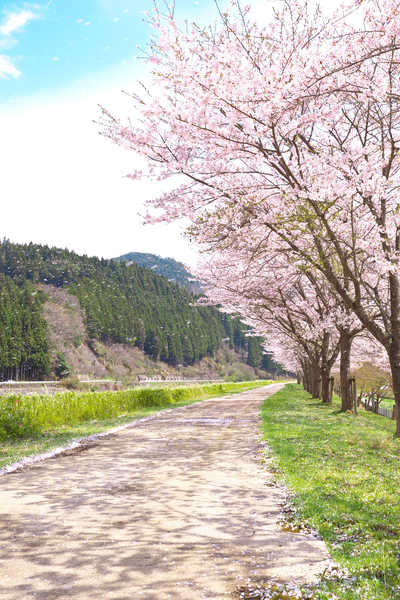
[{"x1": 101, "y1": 0, "x2": 400, "y2": 433}]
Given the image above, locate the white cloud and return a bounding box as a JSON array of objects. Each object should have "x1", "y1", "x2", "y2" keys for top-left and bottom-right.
[
  {"x1": 52, "y1": 56, "x2": 59, "y2": 61},
  {"x1": 0, "y1": 73, "x2": 199, "y2": 267},
  {"x1": 0, "y1": 8, "x2": 39, "y2": 79},
  {"x1": 0, "y1": 10, "x2": 36, "y2": 36},
  {"x1": 0, "y1": 54, "x2": 20, "y2": 78}
]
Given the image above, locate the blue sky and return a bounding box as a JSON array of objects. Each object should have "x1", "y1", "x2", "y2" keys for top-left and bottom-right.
[
  {"x1": 0, "y1": 0, "x2": 255, "y2": 264},
  {"x1": 0, "y1": 0, "x2": 216, "y2": 103}
]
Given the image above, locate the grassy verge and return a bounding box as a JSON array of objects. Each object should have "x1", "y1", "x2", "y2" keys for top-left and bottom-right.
[
  {"x1": 260, "y1": 384, "x2": 400, "y2": 600},
  {"x1": 379, "y1": 397, "x2": 395, "y2": 409},
  {"x1": 0, "y1": 379, "x2": 271, "y2": 470}
]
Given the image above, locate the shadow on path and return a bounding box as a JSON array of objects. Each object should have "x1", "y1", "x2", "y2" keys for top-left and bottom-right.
[{"x1": 0, "y1": 384, "x2": 331, "y2": 600}]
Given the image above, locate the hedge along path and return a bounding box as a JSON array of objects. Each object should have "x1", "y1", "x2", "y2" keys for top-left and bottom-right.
[{"x1": 0, "y1": 383, "x2": 331, "y2": 599}]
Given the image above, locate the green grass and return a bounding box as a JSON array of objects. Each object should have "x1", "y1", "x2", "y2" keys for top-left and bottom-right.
[
  {"x1": 0, "y1": 379, "x2": 271, "y2": 470},
  {"x1": 378, "y1": 397, "x2": 395, "y2": 409},
  {"x1": 261, "y1": 384, "x2": 400, "y2": 600}
]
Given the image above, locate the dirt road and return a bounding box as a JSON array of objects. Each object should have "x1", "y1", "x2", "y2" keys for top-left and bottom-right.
[{"x1": 0, "y1": 384, "x2": 331, "y2": 599}]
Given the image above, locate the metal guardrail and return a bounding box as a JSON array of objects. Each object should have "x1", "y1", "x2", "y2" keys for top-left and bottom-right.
[
  {"x1": 378, "y1": 406, "x2": 394, "y2": 419},
  {"x1": 0, "y1": 380, "x2": 61, "y2": 385},
  {"x1": 0, "y1": 378, "x2": 225, "y2": 388},
  {"x1": 361, "y1": 398, "x2": 395, "y2": 419}
]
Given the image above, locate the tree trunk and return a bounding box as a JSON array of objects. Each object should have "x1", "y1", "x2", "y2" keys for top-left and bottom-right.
[
  {"x1": 302, "y1": 361, "x2": 310, "y2": 393},
  {"x1": 340, "y1": 331, "x2": 353, "y2": 411},
  {"x1": 311, "y1": 363, "x2": 321, "y2": 399},
  {"x1": 389, "y1": 348, "x2": 400, "y2": 437},
  {"x1": 319, "y1": 332, "x2": 333, "y2": 403},
  {"x1": 321, "y1": 367, "x2": 331, "y2": 404},
  {"x1": 389, "y1": 271, "x2": 400, "y2": 436}
]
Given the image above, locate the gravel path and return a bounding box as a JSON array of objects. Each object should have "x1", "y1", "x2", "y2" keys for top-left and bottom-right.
[{"x1": 0, "y1": 383, "x2": 331, "y2": 599}]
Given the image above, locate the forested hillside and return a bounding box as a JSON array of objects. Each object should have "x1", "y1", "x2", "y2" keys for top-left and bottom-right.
[
  {"x1": 0, "y1": 275, "x2": 49, "y2": 380},
  {"x1": 0, "y1": 240, "x2": 269, "y2": 380},
  {"x1": 114, "y1": 252, "x2": 202, "y2": 293}
]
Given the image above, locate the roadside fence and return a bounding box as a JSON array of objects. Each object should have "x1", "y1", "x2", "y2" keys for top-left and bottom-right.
[{"x1": 360, "y1": 392, "x2": 396, "y2": 420}]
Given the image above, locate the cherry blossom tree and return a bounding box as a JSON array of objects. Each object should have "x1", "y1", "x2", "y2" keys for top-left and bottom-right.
[
  {"x1": 197, "y1": 248, "x2": 347, "y2": 403},
  {"x1": 101, "y1": 0, "x2": 400, "y2": 431}
]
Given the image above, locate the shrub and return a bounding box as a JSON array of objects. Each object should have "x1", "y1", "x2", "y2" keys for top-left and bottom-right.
[
  {"x1": 55, "y1": 353, "x2": 71, "y2": 379},
  {"x1": 0, "y1": 380, "x2": 270, "y2": 439},
  {"x1": 63, "y1": 375, "x2": 82, "y2": 390},
  {"x1": 0, "y1": 396, "x2": 41, "y2": 440}
]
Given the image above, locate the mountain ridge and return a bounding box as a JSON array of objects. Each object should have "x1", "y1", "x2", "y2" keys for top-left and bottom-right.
[{"x1": 114, "y1": 251, "x2": 202, "y2": 293}]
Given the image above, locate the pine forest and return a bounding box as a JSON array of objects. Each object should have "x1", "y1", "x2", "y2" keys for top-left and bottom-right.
[{"x1": 0, "y1": 239, "x2": 269, "y2": 380}]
